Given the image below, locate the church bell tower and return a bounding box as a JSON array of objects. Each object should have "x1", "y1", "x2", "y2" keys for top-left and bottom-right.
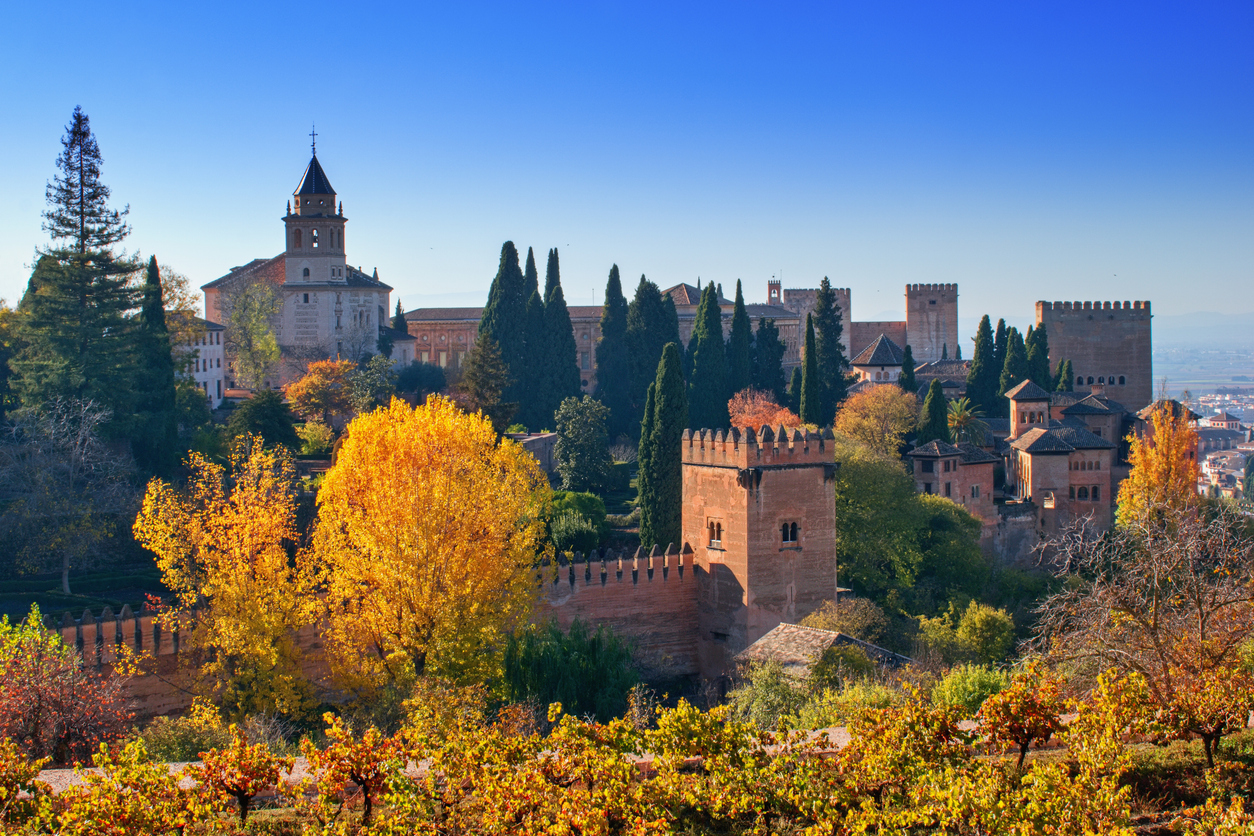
[{"x1": 284, "y1": 129, "x2": 347, "y2": 286}]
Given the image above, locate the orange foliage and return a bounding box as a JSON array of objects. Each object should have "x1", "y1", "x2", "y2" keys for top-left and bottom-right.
[
  {"x1": 728, "y1": 388, "x2": 800, "y2": 429},
  {"x1": 284, "y1": 359, "x2": 356, "y2": 424}
]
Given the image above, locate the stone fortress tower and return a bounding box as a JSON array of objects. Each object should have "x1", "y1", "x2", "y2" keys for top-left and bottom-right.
[
  {"x1": 681, "y1": 426, "x2": 839, "y2": 679},
  {"x1": 1036, "y1": 300, "x2": 1153, "y2": 412}
]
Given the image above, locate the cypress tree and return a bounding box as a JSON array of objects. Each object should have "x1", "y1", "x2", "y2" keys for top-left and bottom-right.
[
  {"x1": 726, "y1": 280, "x2": 752, "y2": 396},
  {"x1": 594, "y1": 265, "x2": 633, "y2": 439},
  {"x1": 518, "y1": 289, "x2": 547, "y2": 430},
  {"x1": 1054, "y1": 359, "x2": 1074, "y2": 392},
  {"x1": 917, "y1": 379, "x2": 951, "y2": 444},
  {"x1": 480, "y1": 241, "x2": 528, "y2": 403},
  {"x1": 1026, "y1": 321, "x2": 1051, "y2": 388},
  {"x1": 14, "y1": 107, "x2": 139, "y2": 433},
  {"x1": 542, "y1": 248, "x2": 580, "y2": 426},
  {"x1": 639, "y1": 342, "x2": 687, "y2": 550},
  {"x1": 750, "y1": 317, "x2": 787, "y2": 403},
  {"x1": 686, "y1": 283, "x2": 729, "y2": 429},
  {"x1": 523, "y1": 246, "x2": 540, "y2": 300},
  {"x1": 811, "y1": 277, "x2": 850, "y2": 423},
  {"x1": 391, "y1": 300, "x2": 406, "y2": 333},
  {"x1": 788, "y1": 367, "x2": 803, "y2": 415},
  {"x1": 799, "y1": 314, "x2": 821, "y2": 425},
  {"x1": 625, "y1": 275, "x2": 679, "y2": 427},
  {"x1": 955, "y1": 343, "x2": 962, "y2": 360},
  {"x1": 941, "y1": 343, "x2": 948, "y2": 360},
  {"x1": 636, "y1": 382, "x2": 657, "y2": 546},
  {"x1": 899, "y1": 344, "x2": 917, "y2": 394},
  {"x1": 965, "y1": 315, "x2": 998, "y2": 415},
  {"x1": 993, "y1": 318, "x2": 1008, "y2": 373},
  {"x1": 132, "y1": 256, "x2": 179, "y2": 475},
  {"x1": 998, "y1": 327, "x2": 1029, "y2": 402}
]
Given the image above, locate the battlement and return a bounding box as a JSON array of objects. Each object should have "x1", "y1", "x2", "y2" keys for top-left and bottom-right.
[
  {"x1": 539, "y1": 544, "x2": 695, "y2": 589},
  {"x1": 55, "y1": 605, "x2": 179, "y2": 671},
  {"x1": 906, "y1": 283, "x2": 957, "y2": 293},
  {"x1": 681, "y1": 426, "x2": 833, "y2": 467},
  {"x1": 1037, "y1": 300, "x2": 1151, "y2": 315}
]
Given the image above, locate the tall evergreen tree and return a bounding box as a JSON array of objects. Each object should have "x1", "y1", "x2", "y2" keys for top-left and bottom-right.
[
  {"x1": 993, "y1": 318, "x2": 1008, "y2": 374},
  {"x1": 542, "y1": 248, "x2": 580, "y2": 427},
  {"x1": 523, "y1": 246, "x2": 540, "y2": 300},
  {"x1": 459, "y1": 332, "x2": 516, "y2": 434},
  {"x1": 1053, "y1": 359, "x2": 1074, "y2": 392},
  {"x1": 391, "y1": 299, "x2": 406, "y2": 333},
  {"x1": 750, "y1": 317, "x2": 787, "y2": 403},
  {"x1": 480, "y1": 241, "x2": 528, "y2": 403},
  {"x1": 517, "y1": 289, "x2": 547, "y2": 430},
  {"x1": 1026, "y1": 321, "x2": 1051, "y2": 389},
  {"x1": 726, "y1": 280, "x2": 752, "y2": 396},
  {"x1": 788, "y1": 367, "x2": 803, "y2": 415},
  {"x1": 941, "y1": 343, "x2": 948, "y2": 360},
  {"x1": 811, "y1": 277, "x2": 850, "y2": 423},
  {"x1": 686, "y1": 283, "x2": 729, "y2": 429},
  {"x1": 594, "y1": 265, "x2": 632, "y2": 439},
  {"x1": 639, "y1": 343, "x2": 687, "y2": 550},
  {"x1": 636, "y1": 382, "x2": 657, "y2": 547},
  {"x1": 13, "y1": 107, "x2": 139, "y2": 433},
  {"x1": 799, "y1": 314, "x2": 821, "y2": 425},
  {"x1": 625, "y1": 275, "x2": 680, "y2": 427},
  {"x1": 132, "y1": 256, "x2": 179, "y2": 475},
  {"x1": 955, "y1": 343, "x2": 962, "y2": 360},
  {"x1": 965, "y1": 315, "x2": 999, "y2": 416},
  {"x1": 998, "y1": 327, "x2": 1029, "y2": 404},
  {"x1": 899, "y1": 344, "x2": 917, "y2": 394},
  {"x1": 917, "y1": 379, "x2": 951, "y2": 444}
]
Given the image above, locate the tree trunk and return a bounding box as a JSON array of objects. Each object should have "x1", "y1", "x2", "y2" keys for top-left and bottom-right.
[
  {"x1": 237, "y1": 794, "x2": 251, "y2": 825},
  {"x1": 1203, "y1": 736, "x2": 1215, "y2": 770},
  {"x1": 62, "y1": 554, "x2": 71, "y2": 595},
  {"x1": 1017, "y1": 741, "x2": 1029, "y2": 770}
]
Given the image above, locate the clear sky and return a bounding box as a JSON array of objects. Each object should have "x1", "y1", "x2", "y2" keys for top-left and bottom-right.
[{"x1": 1, "y1": 1, "x2": 1250, "y2": 328}]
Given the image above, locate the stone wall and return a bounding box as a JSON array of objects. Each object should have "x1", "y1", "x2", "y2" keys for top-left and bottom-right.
[{"x1": 1037, "y1": 301, "x2": 1152, "y2": 412}]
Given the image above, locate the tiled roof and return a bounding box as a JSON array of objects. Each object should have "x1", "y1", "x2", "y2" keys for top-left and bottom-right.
[
  {"x1": 1211, "y1": 412, "x2": 1241, "y2": 422},
  {"x1": 1198, "y1": 428, "x2": 1245, "y2": 441},
  {"x1": 986, "y1": 418, "x2": 1010, "y2": 434},
  {"x1": 914, "y1": 359, "x2": 971, "y2": 375},
  {"x1": 1009, "y1": 425, "x2": 1116, "y2": 454},
  {"x1": 909, "y1": 440, "x2": 964, "y2": 458},
  {"x1": 405, "y1": 307, "x2": 484, "y2": 322},
  {"x1": 382, "y1": 325, "x2": 415, "y2": 342},
  {"x1": 202, "y1": 254, "x2": 286, "y2": 290},
  {"x1": 1004, "y1": 380, "x2": 1052, "y2": 401},
  {"x1": 295, "y1": 155, "x2": 335, "y2": 195},
  {"x1": 955, "y1": 442, "x2": 1000, "y2": 464},
  {"x1": 1137, "y1": 400, "x2": 1202, "y2": 422},
  {"x1": 662, "y1": 283, "x2": 731, "y2": 306},
  {"x1": 167, "y1": 312, "x2": 225, "y2": 330},
  {"x1": 344, "y1": 265, "x2": 392, "y2": 290},
  {"x1": 735, "y1": 622, "x2": 911, "y2": 677},
  {"x1": 1048, "y1": 425, "x2": 1116, "y2": 450},
  {"x1": 851, "y1": 333, "x2": 905, "y2": 367}
]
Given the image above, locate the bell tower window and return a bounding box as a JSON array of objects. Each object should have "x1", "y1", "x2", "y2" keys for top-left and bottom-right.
[
  {"x1": 302, "y1": 268, "x2": 310, "y2": 278},
  {"x1": 311, "y1": 229, "x2": 319, "y2": 248}
]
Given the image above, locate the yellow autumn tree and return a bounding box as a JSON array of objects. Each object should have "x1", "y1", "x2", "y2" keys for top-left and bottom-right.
[
  {"x1": 833, "y1": 385, "x2": 919, "y2": 457},
  {"x1": 133, "y1": 436, "x2": 317, "y2": 720},
  {"x1": 284, "y1": 359, "x2": 356, "y2": 425},
  {"x1": 1116, "y1": 401, "x2": 1199, "y2": 527},
  {"x1": 311, "y1": 395, "x2": 550, "y2": 695}
]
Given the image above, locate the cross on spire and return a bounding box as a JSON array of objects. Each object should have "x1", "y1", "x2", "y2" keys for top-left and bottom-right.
[{"x1": 309, "y1": 124, "x2": 317, "y2": 156}]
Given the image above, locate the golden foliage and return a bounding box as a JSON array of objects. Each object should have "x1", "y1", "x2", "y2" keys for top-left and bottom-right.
[
  {"x1": 283, "y1": 358, "x2": 357, "y2": 425},
  {"x1": 727, "y1": 388, "x2": 800, "y2": 430},
  {"x1": 133, "y1": 436, "x2": 317, "y2": 720},
  {"x1": 1117, "y1": 401, "x2": 1199, "y2": 526},
  {"x1": 833, "y1": 385, "x2": 919, "y2": 457},
  {"x1": 312, "y1": 396, "x2": 550, "y2": 694}
]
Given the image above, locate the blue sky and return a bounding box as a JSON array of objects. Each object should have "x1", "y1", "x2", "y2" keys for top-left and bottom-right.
[{"x1": 1, "y1": 1, "x2": 1250, "y2": 329}]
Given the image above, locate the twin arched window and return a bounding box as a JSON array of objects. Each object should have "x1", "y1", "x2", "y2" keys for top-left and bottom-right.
[
  {"x1": 707, "y1": 521, "x2": 723, "y2": 547},
  {"x1": 781, "y1": 522, "x2": 799, "y2": 544}
]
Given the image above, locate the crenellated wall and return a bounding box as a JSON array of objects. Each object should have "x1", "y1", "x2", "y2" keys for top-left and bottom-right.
[
  {"x1": 1037, "y1": 300, "x2": 1152, "y2": 412},
  {"x1": 905, "y1": 283, "x2": 959, "y2": 363}
]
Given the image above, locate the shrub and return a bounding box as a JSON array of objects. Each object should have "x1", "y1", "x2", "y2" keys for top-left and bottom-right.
[
  {"x1": 503, "y1": 620, "x2": 637, "y2": 722},
  {"x1": 790, "y1": 680, "x2": 904, "y2": 729},
  {"x1": 977, "y1": 657, "x2": 1066, "y2": 769},
  {"x1": 297, "y1": 420, "x2": 334, "y2": 455},
  {"x1": 190, "y1": 724, "x2": 294, "y2": 825},
  {"x1": 932, "y1": 663, "x2": 1009, "y2": 717},
  {"x1": 808, "y1": 644, "x2": 876, "y2": 690},
  {"x1": 395, "y1": 361, "x2": 446, "y2": 397},
  {"x1": 0, "y1": 737, "x2": 50, "y2": 825},
  {"x1": 550, "y1": 509, "x2": 600, "y2": 555},
  {"x1": 552, "y1": 491, "x2": 608, "y2": 538},
  {"x1": 918, "y1": 601, "x2": 1016, "y2": 665},
  {"x1": 138, "y1": 698, "x2": 230, "y2": 762},
  {"x1": 727, "y1": 661, "x2": 806, "y2": 730},
  {"x1": 801, "y1": 598, "x2": 889, "y2": 644},
  {"x1": 297, "y1": 713, "x2": 401, "y2": 828}
]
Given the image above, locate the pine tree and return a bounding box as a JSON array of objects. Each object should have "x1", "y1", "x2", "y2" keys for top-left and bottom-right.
[
  {"x1": 542, "y1": 249, "x2": 580, "y2": 427},
  {"x1": 639, "y1": 343, "x2": 687, "y2": 550},
  {"x1": 993, "y1": 318, "x2": 1008, "y2": 373},
  {"x1": 594, "y1": 265, "x2": 632, "y2": 439},
  {"x1": 998, "y1": 327, "x2": 1029, "y2": 403},
  {"x1": 13, "y1": 108, "x2": 139, "y2": 431},
  {"x1": 480, "y1": 241, "x2": 528, "y2": 403},
  {"x1": 811, "y1": 276, "x2": 849, "y2": 423},
  {"x1": 750, "y1": 317, "x2": 787, "y2": 403},
  {"x1": 518, "y1": 289, "x2": 547, "y2": 430},
  {"x1": 391, "y1": 300, "x2": 406, "y2": 333},
  {"x1": 726, "y1": 280, "x2": 752, "y2": 396},
  {"x1": 917, "y1": 380, "x2": 951, "y2": 444},
  {"x1": 899, "y1": 344, "x2": 917, "y2": 394},
  {"x1": 965, "y1": 315, "x2": 999, "y2": 415},
  {"x1": 625, "y1": 275, "x2": 680, "y2": 427},
  {"x1": 1054, "y1": 358, "x2": 1074, "y2": 392},
  {"x1": 799, "y1": 314, "x2": 821, "y2": 425},
  {"x1": 788, "y1": 367, "x2": 803, "y2": 415},
  {"x1": 686, "y1": 283, "x2": 729, "y2": 429},
  {"x1": 132, "y1": 256, "x2": 179, "y2": 475}
]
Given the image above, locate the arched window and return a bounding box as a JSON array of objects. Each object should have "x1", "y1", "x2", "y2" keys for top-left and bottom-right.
[
  {"x1": 1078, "y1": 486, "x2": 1089, "y2": 500},
  {"x1": 1119, "y1": 376, "x2": 1126, "y2": 385},
  {"x1": 790, "y1": 522, "x2": 799, "y2": 542},
  {"x1": 781, "y1": 523, "x2": 789, "y2": 542},
  {"x1": 1088, "y1": 376, "x2": 1095, "y2": 385},
  {"x1": 1038, "y1": 411, "x2": 1045, "y2": 424},
  {"x1": 302, "y1": 268, "x2": 310, "y2": 278},
  {"x1": 875, "y1": 371, "x2": 882, "y2": 381},
  {"x1": 716, "y1": 522, "x2": 722, "y2": 542},
  {"x1": 1098, "y1": 376, "x2": 1105, "y2": 384},
  {"x1": 293, "y1": 229, "x2": 302, "y2": 248},
  {"x1": 337, "y1": 230, "x2": 343, "y2": 249},
  {"x1": 1076, "y1": 375, "x2": 1083, "y2": 386},
  {"x1": 1095, "y1": 460, "x2": 1101, "y2": 470},
  {"x1": 1028, "y1": 412, "x2": 1035, "y2": 424},
  {"x1": 708, "y1": 522, "x2": 716, "y2": 546},
  {"x1": 311, "y1": 229, "x2": 319, "y2": 248}
]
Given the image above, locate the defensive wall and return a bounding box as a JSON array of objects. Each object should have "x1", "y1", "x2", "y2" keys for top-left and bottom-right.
[
  {"x1": 1037, "y1": 300, "x2": 1152, "y2": 412},
  {"x1": 905, "y1": 283, "x2": 958, "y2": 363}
]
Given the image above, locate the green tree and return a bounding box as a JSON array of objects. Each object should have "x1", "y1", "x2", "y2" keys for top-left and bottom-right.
[
  {"x1": 965, "y1": 315, "x2": 999, "y2": 416},
  {"x1": 799, "y1": 314, "x2": 821, "y2": 425},
  {"x1": 812, "y1": 277, "x2": 850, "y2": 422},
  {"x1": 636, "y1": 382, "x2": 658, "y2": 545},
  {"x1": 1025, "y1": 322, "x2": 1051, "y2": 389},
  {"x1": 947, "y1": 397, "x2": 988, "y2": 445},
  {"x1": 1053, "y1": 358, "x2": 1074, "y2": 392},
  {"x1": 350, "y1": 354, "x2": 398, "y2": 414},
  {"x1": 625, "y1": 276, "x2": 678, "y2": 426},
  {"x1": 13, "y1": 108, "x2": 140, "y2": 434},
  {"x1": 594, "y1": 265, "x2": 632, "y2": 439},
  {"x1": 225, "y1": 282, "x2": 281, "y2": 390},
  {"x1": 993, "y1": 318, "x2": 1008, "y2": 374},
  {"x1": 726, "y1": 280, "x2": 752, "y2": 396},
  {"x1": 132, "y1": 256, "x2": 179, "y2": 475},
  {"x1": 1244, "y1": 456, "x2": 1254, "y2": 500},
  {"x1": 554, "y1": 395, "x2": 612, "y2": 493},
  {"x1": 518, "y1": 289, "x2": 547, "y2": 430},
  {"x1": 899, "y1": 344, "x2": 917, "y2": 394},
  {"x1": 942, "y1": 343, "x2": 948, "y2": 360},
  {"x1": 391, "y1": 299, "x2": 406, "y2": 332},
  {"x1": 788, "y1": 366, "x2": 803, "y2": 415},
  {"x1": 0, "y1": 304, "x2": 19, "y2": 423},
  {"x1": 917, "y1": 380, "x2": 951, "y2": 444},
  {"x1": 750, "y1": 317, "x2": 787, "y2": 403},
  {"x1": 503, "y1": 620, "x2": 637, "y2": 722},
  {"x1": 458, "y1": 332, "x2": 516, "y2": 434},
  {"x1": 686, "y1": 283, "x2": 729, "y2": 429},
  {"x1": 639, "y1": 343, "x2": 687, "y2": 549},
  {"x1": 225, "y1": 390, "x2": 299, "y2": 450},
  {"x1": 479, "y1": 241, "x2": 527, "y2": 406},
  {"x1": 541, "y1": 249, "x2": 580, "y2": 430},
  {"x1": 998, "y1": 327, "x2": 1029, "y2": 402}
]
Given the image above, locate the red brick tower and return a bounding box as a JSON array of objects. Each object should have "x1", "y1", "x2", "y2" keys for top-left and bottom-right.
[{"x1": 683, "y1": 425, "x2": 839, "y2": 679}]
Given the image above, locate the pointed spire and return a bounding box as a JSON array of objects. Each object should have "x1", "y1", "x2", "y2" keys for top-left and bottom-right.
[
  {"x1": 295, "y1": 155, "x2": 335, "y2": 196},
  {"x1": 338, "y1": 200, "x2": 343, "y2": 215},
  {"x1": 286, "y1": 200, "x2": 291, "y2": 214},
  {"x1": 372, "y1": 267, "x2": 379, "y2": 280}
]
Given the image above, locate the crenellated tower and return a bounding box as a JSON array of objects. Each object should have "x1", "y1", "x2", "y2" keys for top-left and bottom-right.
[
  {"x1": 1037, "y1": 300, "x2": 1152, "y2": 412},
  {"x1": 905, "y1": 283, "x2": 958, "y2": 362}
]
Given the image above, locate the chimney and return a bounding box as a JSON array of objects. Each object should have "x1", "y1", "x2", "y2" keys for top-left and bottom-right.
[{"x1": 1091, "y1": 383, "x2": 1105, "y2": 396}]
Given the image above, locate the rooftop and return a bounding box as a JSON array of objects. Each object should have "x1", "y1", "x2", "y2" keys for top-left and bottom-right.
[
  {"x1": 734, "y1": 622, "x2": 911, "y2": 677},
  {"x1": 851, "y1": 333, "x2": 905, "y2": 367},
  {"x1": 1005, "y1": 379, "x2": 1052, "y2": 401},
  {"x1": 295, "y1": 154, "x2": 335, "y2": 196}
]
